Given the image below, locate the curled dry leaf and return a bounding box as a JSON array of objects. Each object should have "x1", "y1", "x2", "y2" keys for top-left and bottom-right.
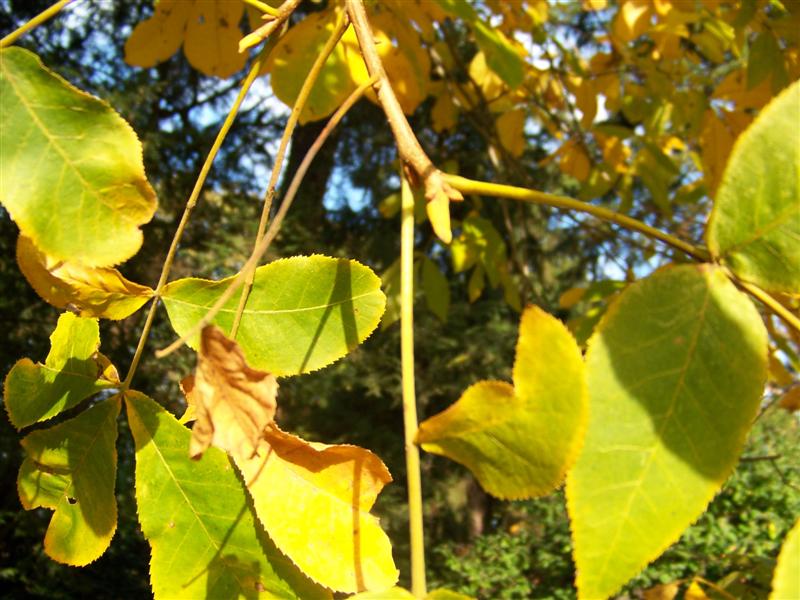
[
  {"x1": 184, "y1": 326, "x2": 277, "y2": 460},
  {"x1": 16, "y1": 236, "x2": 153, "y2": 320}
]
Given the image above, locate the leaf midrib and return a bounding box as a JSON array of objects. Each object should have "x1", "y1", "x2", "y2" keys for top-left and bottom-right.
[{"x1": 164, "y1": 289, "x2": 380, "y2": 316}]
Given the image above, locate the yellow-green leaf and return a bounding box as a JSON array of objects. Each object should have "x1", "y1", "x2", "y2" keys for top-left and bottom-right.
[
  {"x1": 18, "y1": 397, "x2": 120, "y2": 566},
  {"x1": 567, "y1": 265, "x2": 768, "y2": 600},
  {"x1": 771, "y1": 518, "x2": 800, "y2": 600},
  {"x1": 162, "y1": 255, "x2": 386, "y2": 376},
  {"x1": 16, "y1": 235, "x2": 153, "y2": 320},
  {"x1": 4, "y1": 312, "x2": 118, "y2": 430},
  {"x1": 417, "y1": 306, "x2": 587, "y2": 499},
  {"x1": 0, "y1": 47, "x2": 157, "y2": 267},
  {"x1": 125, "y1": 391, "x2": 328, "y2": 599},
  {"x1": 707, "y1": 80, "x2": 800, "y2": 294},
  {"x1": 235, "y1": 424, "x2": 398, "y2": 593},
  {"x1": 421, "y1": 257, "x2": 450, "y2": 322}
]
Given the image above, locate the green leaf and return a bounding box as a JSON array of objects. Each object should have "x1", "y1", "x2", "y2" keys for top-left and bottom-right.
[
  {"x1": 0, "y1": 47, "x2": 157, "y2": 267},
  {"x1": 124, "y1": 391, "x2": 329, "y2": 600},
  {"x1": 771, "y1": 518, "x2": 800, "y2": 600},
  {"x1": 707, "y1": 80, "x2": 800, "y2": 294},
  {"x1": 18, "y1": 397, "x2": 120, "y2": 566},
  {"x1": 567, "y1": 264, "x2": 768, "y2": 600},
  {"x1": 162, "y1": 255, "x2": 386, "y2": 376},
  {"x1": 421, "y1": 257, "x2": 450, "y2": 322},
  {"x1": 417, "y1": 306, "x2": 587, "y2": 500},
  {"x1": 4, "y1": 312, "x2": 118, "y2": 429},
  {"x1": 434, "y1": 0, "x2": 524, "y2": 88}
]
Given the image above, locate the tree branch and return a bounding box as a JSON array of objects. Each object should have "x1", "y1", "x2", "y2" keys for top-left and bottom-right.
[{"x1": 344, "y1": 0, "x2": 462, "y2": 244}]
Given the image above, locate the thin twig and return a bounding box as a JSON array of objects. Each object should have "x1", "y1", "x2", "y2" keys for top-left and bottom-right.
[
  {"x1": 0, "y1": 0, "x2": 75, "y2": 48},
  {"x1": 230, "y1": 11, "x2": 350, "y2": 339},
  {"x1": 735, "y1": 279, "x2": 800, "y2": 335},
  {"x1": 239, "y1": 0, "x2": 303, "y2": 53},
  {"x1": 156, "y1": 77, "x2": 377, "y2": 358},
  {"x1": 344, "y1": 0, "x2": 462, "y2": 243},
  {"x1": 242, "y1": 0, "x2": 280, "y2": 18},
  {"x1": 122, "y1": 48, "x2": 269, "y2": 388}
]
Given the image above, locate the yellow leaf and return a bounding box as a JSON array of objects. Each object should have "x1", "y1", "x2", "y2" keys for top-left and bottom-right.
[
  {"x1": 468, "y1": 51, "x2": 505, "y2": 103},
  {"x1": 125, "y1": 0, "x2": 246, "y2": 78},
  {"x1": 431, "y1": 89, "x2": 459, "y2": 132},
  {"x1": 713, "y1": 68, "x2": 774, "y2": 111},
  {"x1": 643, "y1": 581, "x2": 680, "y2": 600},
  {"x1": 684, "y1": 581, "x2": 710, "y2": 600},
  {"x1": 699, "y1": 109, "x2": 752, "y2": 196},
  {"x1": 583, "y1": 0, "x2": 607, "y2": 10},
  {"x1": 427, "y1": 188, "x2": 454, "y2": 245},
  {"x1": 559, "y1": 287, "x2": 586, "y2": 309},
  {"x1": 567, "y1": 76, "x2": 597, "y2": 128},
  {"x1": 236, "y1": 424, "x2": 398, "y2": 593},
  {"x1": 769, "y1": 353, "x2": 795, "y2": 386},
  {"x1": 612, "y1": 0, "x2": 653, "y2": 44},
  {"x1": 779, "y1": 386, "x2": 800, "y2": 412},
  {"x1": 16, "y1": 236, "x2": 153, "y2": 320},
  {"x1": 124, "y1": 0, "x2": 190, "y2": 68},
  {"x1": 184, "y1": 326, "x2": 278, "y2": 460},
  {"x1": 597, "y1": 135, "x2": 631, "y2": 173},
  {"x1": 496, "y1": 108, "x2": 526, "y2": 157},
  {"x1": 558, "y1": 139, "x2": 592, "y2": 182}
]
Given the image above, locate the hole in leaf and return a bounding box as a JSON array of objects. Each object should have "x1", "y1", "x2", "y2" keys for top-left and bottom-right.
[{"x1": 67, "y1": 497, "x2": 77, "y2": 505}]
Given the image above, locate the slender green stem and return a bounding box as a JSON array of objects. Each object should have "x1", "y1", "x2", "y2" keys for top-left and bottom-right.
[
  {"x1": 157, "y1": 77, "x2": 376, "y2": 359},
  {"x1": 230, "y1": 12, "x2": 349, "y2": 339},
  {"x1": 400, "y1": 172, "x2": 427, "y2": 598},
  {"x1": 0, "y1": 0, "x2": 75, "y2": 48},
  {"x1": 242, "y1": 0, "x2": 280, "y2": 17},
  {"x1": 444, "y1": 174, "x2": 711, "y2": 262},
  {"x1": 121, "y1": 49, "x2": 268, "y2": 388},
  {"x1": 736, "y1": 279, "x2": 800, "y2": 335}
]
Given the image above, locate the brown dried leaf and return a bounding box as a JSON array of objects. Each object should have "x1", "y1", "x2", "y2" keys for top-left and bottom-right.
[{"x1": 186, "y1": 326, "x2": 277, "y2": 460}]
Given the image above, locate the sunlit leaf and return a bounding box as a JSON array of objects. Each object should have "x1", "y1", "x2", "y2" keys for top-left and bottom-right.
[
  {"x1": 4, "y1": 312, "x2": 118, "y2": 429},
  {"x1": 162, "y1": 255, "x2": 386, "y2": 376},
  {"x1": 707, "y1": 80, "x2": 800, "y2": 294},
  {"x1": 611, "y1": 0, "x2": 653, "y2": 44},
  {"x1": 567, "y1": 264, "x2": 768, "y2": 600},
  {"x1": 18, "y1": 397, "x2": 120, "y2": 566},
  {"x1": 496, "y1": 109, "x2": 526, "y2": 157},
  {"x1": 184, "y1": 326, "x2": 278, "y2": 460},
  {"x1": 771, "y1": 518, "x2": 800, "y2": 600},
  {"x1": 16, "y1": 235, "x2": 153, "y2": 320},
  {"x1": 125, "y1": 0, "x2": 246, "y2": 78},
  {"x1": 418, "y1": 306, "x2": 586, "y2": 499},
  {"x1": 0, "y1": 47, "x2": 157, "y2": 267},
  {"x1": 125, "y1": 391, "x2": 328, "y2": 599},
  {"x1": 349, "y1": 589, "x2": 473, "y2": 600},
  {"x1": 235, "y1": 424, "x2": 398, "y2": 593}
]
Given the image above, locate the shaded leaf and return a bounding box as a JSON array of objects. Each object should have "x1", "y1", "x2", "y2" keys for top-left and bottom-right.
[
  {"x1": 496, "y1": 109, "x2": 526, "y2": 157},
  {"x1": 421, "y1": 257, "x2": 450, "y2": 322},
  {"x1": 707, "y1": 80, "x2": 800, "y2": 294},
  {"x1": 125, "y1": 391, "x2": 327, "y2": 599},
  {"x1": 0, "y1": 47, "x2": 157, "y2": 267},
  {"x1": 125, "y1": 0, "x2": 246, "y2": 78},
  {"x1": 18, "y1": 397, "x2": 120, "y2": 566},
  {"x1": 162, "y1": 255, "x2": 386, "y2": 376},
  {"x1": 4, "y1": 312, "x2": 118, "y2": 429},
  {"x1": 417, "y1": 306, "x2": 587, "y2": 499},
  {"x1": 567, "y1": 264, "x2": 768, "y2": 600},
  {"x1": 16, "y1": 235, "x2": 153, "y2": 320},
  {"x1": 771, "y1": 518, "x2": 800, "y2": 600},
  {"x1": 184, "y1": 326, "x2": 278, "y2": 460},
  {"x1": 235, "y1": 424, "x2": 398, "y2": 593}
]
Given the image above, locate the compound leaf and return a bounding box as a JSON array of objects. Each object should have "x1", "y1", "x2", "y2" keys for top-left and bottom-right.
[
  {"x1": 17, "y1": 235, "x2": 153, "y2": 320},
  {"x1": 707, "y1": 80, "x2": 800, "y2": 293},
  {"x1": 4, "y1": 312, "x2": 118, "y2": 430},
  {"x1": 0, "y1": 47, "x2": 157, "y2": 267},
  {"x1": 125, "y1": 391, "x2": 327, "y2": 600},
  {"x1": 162, "y1": 255, "x2": 386, "y2": 376},
  {"x1": 17, "y1": 397, "x2": 120, "y2": 566},
  {"x1": 567, "y1": 265, "x2": 768, "y2": 599},
  {"x1": 417, "y1": 306, "x2": 587, "y2": 499},
  {"x1": 235, "y1": 425, "x2": 398, "y2": 593}
]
